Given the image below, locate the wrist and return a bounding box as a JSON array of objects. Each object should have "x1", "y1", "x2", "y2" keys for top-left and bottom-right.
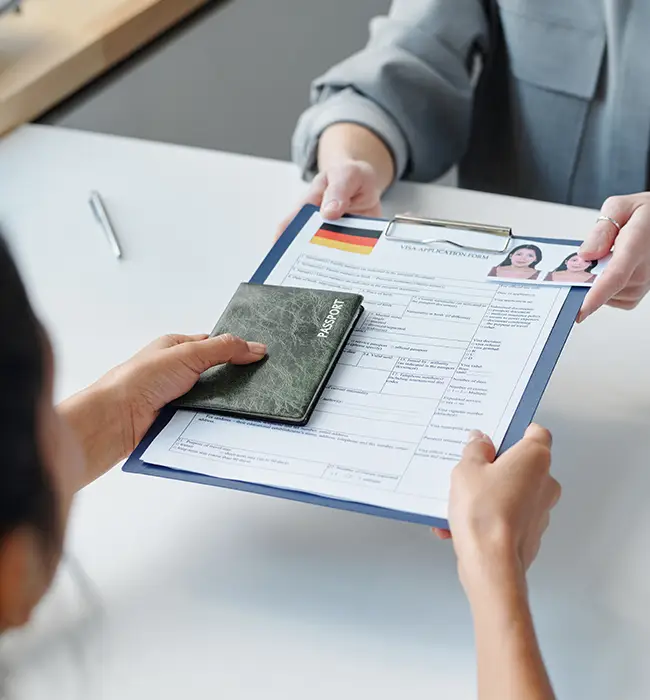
[
  {"x1": 59, "y1": 377, "x2": 133, "y2": 489},
  {"x1": 457, "y1": 541, "x2": 527, "y2": 607},
  {"x1": 91, "y1": 370, "x2": 137, "y2": 457},
  {"x1": 81, "y1": 370, "x2": 135, "y2": 459}
]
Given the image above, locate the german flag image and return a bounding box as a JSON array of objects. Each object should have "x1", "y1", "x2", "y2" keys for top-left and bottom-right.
[{"x1": 310, "y1": 222, "x2": 381, "y2": 255}]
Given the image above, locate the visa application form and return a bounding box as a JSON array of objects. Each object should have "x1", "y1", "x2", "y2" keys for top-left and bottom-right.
[{"x1": 143, "y1": 213, "x2": 570, "y2": 521}]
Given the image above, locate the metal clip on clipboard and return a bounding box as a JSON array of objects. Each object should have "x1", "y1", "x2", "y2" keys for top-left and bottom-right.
[{"x1": 383, "y1": 214, "x2": 512, "y2": 254}]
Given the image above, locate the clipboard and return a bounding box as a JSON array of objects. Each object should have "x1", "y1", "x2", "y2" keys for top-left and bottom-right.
[{"x1": 123, "y1": 204, "x2": 587, "y2": 529}]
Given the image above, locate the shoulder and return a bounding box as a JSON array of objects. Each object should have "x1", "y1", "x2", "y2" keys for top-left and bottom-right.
[{"x1": 488, "y1": 266, "x2": 498, "y2": 277}]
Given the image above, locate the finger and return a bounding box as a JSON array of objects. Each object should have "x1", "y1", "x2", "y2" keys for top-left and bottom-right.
[
  {"x1": 275, "y1": 212, "x2": 296, "y2": 241},
  {"x1": 321, "y1": 169, "x2": 358, "y2": 219},
  {"x1": 523, "y1": 423, "x2": 553, "y2": 450},
  {"x1": 609, "y1": 277, "x2": 647, "y2": 298},
  {"x1": 170, "y1": 333, "x2": 267, "y2": 374},
  {"x1": 580, "y1": 195, "x2": 639, "y2": 258},
  {"x1": 186, "y1": 334, "x2": 210, "y2": 342},
  {"x1": 607, "y1": 297, "x2": 641, "y2": 310},
  {"x1": 461, "y1": 430, "x2": 497, "y2": 464},
  {"x1": 432, "y1": 527, "x2": 452, "y2": 540},
  {"x1": 539, "y1": 511, "x2": 551, "y2": 535},
  {"x1": 578, "y1": 205, "x2": 650, "y2": 321},
  {"x1": 579, "y1": 221, "x2": 620, "y2": 260},
  {"x1": 276, "y1": 175, "x2": 329, "y2": 240},
  {"x1": 604, "y1": 280, "x2": 647, "y2": 308},
  {"x1": 358, "y1": 201, "x2": 383, "y2": 219},
  {"x1": 578, "y1": 249, "x2": 636, "y2": 321},
  {"x1": 142, "y1": 334, "x2": 208, "y2": 353},
  {"x1": 546, "y1": 477, "x2": 562, "y2": 510},
  {"x1": 305, "y1": 173, "x2": 329, "y2": 211}
]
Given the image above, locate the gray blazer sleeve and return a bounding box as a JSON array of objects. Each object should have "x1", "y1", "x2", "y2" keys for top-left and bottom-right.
[{"x1": 292, "y1": 0, "x2": 489, "y2": 183}]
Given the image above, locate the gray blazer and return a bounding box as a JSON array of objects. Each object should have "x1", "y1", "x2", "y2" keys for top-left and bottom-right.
[{"x1": 292, "y1": 0, "x2": 650, "y2": 209}]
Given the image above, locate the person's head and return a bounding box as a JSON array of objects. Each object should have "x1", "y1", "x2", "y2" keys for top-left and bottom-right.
[
  {"x1": 0, "y1": 237, "x2": 82, "y2": 630},
  {"x1": 498, "y1": 244, "x2": 543, "y2": 269},
  {"x1": 555, "y1": 252, "x2": 597, "y2": 274}
]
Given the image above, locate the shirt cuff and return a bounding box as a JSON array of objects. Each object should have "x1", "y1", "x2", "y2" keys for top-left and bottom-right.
[{"x1": 291, "y1": 88, "x2": 409, "y2": 182}]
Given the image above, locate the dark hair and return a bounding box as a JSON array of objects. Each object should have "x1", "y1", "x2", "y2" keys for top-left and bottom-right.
[
  {"x1": 498, "y1": 244, "x2": 543, "y2": 268},
  {"x1": 0, "y1": 236, "x2": 57, "y2": 550},
  {"x1": 554, "y1": 252, "x2": 597, "y2": 274}
]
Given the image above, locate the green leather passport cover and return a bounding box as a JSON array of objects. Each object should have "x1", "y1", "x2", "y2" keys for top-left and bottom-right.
[{"x1": 174, "y1": 283, "x2": 364, "y2": 425}]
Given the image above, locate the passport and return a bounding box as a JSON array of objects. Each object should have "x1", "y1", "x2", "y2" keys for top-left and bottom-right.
[{"x1": 174, "y1": 283, "x2": 364, "y2": 425}]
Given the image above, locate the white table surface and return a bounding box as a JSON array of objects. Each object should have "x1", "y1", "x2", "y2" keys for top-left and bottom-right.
[{"x1": 1, "y1": 124, "x2": 650, "y2": 699}]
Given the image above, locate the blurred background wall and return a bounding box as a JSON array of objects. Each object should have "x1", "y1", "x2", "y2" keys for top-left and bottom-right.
[{"x1": 42, "y1": 0, "x2": 392, "y2": 162}]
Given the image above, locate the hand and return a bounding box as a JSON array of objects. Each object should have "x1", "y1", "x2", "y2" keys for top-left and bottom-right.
[
  {"x1": 276, "y1": 160, "x2": 383, "y2": 239},
  {"x1": 446, "y1": 425, "x2": 560, "y2": 595},
  {"x1": 101, "y1": 333, "x2": 266, "y2": 455},
  {"x1": 578, "y1": 193, "x2": 650, "y2": 321}
]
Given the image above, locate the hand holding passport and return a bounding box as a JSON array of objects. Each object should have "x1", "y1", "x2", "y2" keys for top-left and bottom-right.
[{"x1": 175, "y1": 283, "x2": 364, "y2": 425}]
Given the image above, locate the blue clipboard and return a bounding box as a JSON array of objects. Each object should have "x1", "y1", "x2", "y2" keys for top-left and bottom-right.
[{"x1": 123, "y1": 204, "x2": 587, "y2": 529}]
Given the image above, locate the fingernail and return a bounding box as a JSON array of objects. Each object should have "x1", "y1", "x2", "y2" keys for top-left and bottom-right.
[
  {"x1": 467, "y1": 429, "x2": 485, "y2": 443},
  {"x1": 247, "y1": 342, "x2": 267, "y2": 355},
  {"x1": 322, "y1": 200, "x2": 341, "y2": 218}
]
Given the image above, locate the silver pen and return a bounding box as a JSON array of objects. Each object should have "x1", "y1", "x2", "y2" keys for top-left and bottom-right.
[{"x1": 89, "y1": 190, "x2": 122, "y2": 259}]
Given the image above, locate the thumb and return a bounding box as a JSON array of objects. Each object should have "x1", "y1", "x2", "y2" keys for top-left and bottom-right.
[
  {"x1": 579, "y1": 219, "x2": 620, "y2": 260},
  {"x1": 522, "y1": 423, "x2": 553, "y2": 449},
  {"x1": 462, "y1": 430, "x2": 497, "y2": 465},
  {"x1": 580, "y1": 197, "x2": 636, "y2": 259},
  {"x1": 277, "y1": 174, "x2": 329, "y2": 240},
  {"x1": 321, "y1": 172, "x2": 356, "y2": 220},
  {"x1": 169, "y1": 334, "x2": 267, "y2": 374}
]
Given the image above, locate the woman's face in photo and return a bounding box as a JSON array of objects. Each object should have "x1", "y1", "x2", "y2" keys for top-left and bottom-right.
[
  {"x1": 566, "y1": 254, "x2": 591, "y2": 273},
  {"x1": 510, "y1": 248, "x2": 537, "y2": 268}
]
